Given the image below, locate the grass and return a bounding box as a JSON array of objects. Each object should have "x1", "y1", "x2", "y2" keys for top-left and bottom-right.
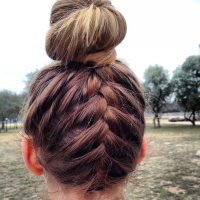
[
  {"x1": 125, "y1": 119, "x2": 200, "y2": 200},
  {"x1": 0, "y1": 123, "x2": 23, "y2": 134},
  {"x1": 0, "y1": 119, "x2": 200, "y2": 200}
]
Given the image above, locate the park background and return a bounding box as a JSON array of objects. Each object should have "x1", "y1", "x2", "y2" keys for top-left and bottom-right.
[{"x1": 0, "y1": 0, "x2": 200, "y2": 199}]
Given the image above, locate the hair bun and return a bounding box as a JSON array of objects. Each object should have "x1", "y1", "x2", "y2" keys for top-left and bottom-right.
[{"x1": 45, "y1": 0, "x2": 127, "y2": 64}]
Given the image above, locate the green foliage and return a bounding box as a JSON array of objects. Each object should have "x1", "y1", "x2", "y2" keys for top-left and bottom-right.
[
  {"x1": 0, "y1": 90, "x2": 22, "y2": 121},
  {"x1": 144, "y1": 65, "x2": 171, "y2": 114},
  {"x1": 164, "y1": 101, "x2": 184, "y2": 113},
  {"x1": 0, "y1": 69, "x2": 39, "y2": 129},
  {"x1": 171, "y1": 55, "x2": 200, "y2": 125},
  {"x1": 144, "y1": 65, "x2": 169, "y2": 89}
]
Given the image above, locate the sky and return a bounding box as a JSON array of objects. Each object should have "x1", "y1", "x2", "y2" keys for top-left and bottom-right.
[{"x1": 0, "y1": 0, "x2": 200, "y2": 93}]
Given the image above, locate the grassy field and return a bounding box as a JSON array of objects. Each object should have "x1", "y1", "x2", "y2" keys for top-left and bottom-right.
[
  {"x1": 0, "y1": 118, "x2": 200, "y2": 200},
  {"x1": 0, "y1": 123, "x2": 23, "y2": 132}
]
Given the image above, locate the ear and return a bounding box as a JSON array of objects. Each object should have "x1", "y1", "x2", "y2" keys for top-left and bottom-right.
[
  {"x1": 137, "y1": 136, "x2": 147, "y2": 165},
  {"x1": 22, "y1": 135, "x2": 43, "y2": 176}
]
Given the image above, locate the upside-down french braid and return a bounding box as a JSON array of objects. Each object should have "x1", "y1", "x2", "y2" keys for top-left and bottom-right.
[
  {"x1": 22, "y1": 0, "x2": 146, "y2": 193},
  {"x1": 23, "y1": 60, "x2": 145, "y2": 191}
]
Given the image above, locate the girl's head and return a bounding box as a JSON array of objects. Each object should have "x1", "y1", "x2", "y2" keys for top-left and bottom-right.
[{"x1": 22, "y1": 0, "x2": 146, "y2": 199}]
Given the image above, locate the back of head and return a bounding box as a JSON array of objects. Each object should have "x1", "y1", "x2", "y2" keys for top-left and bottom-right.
[{"x1": 23, "y1": 0, "x2": 146, "y2": 196}]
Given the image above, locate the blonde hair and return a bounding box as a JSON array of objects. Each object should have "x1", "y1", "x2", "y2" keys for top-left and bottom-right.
[{"x1": 45, "y1": 0, "x2": 127, "y2": 64}]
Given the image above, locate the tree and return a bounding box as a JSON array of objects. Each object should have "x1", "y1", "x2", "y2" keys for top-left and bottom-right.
[
  {"x1": 144, "y1": 65, "x2": 171, "y2": 128},
  {"x1": 21, "y1": 69, "x2": 39, "y2": 103},
  {"x1": 171, "y1": 55, "x2": 200, "y2": 126},
  {"x1": 0, "y1": 90, "x2": 22, "y2": 131},
  {"x1": 23, "y1": 69, "x2": 39, "y2": 92},
  {"x1": 164, "y1": 101, "x2": 184, "y2": 113}
]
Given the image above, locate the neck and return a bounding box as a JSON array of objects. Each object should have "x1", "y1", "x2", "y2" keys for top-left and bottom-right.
[{"x1": 45, "y1": 177, "x2": 125, "y2": 200}]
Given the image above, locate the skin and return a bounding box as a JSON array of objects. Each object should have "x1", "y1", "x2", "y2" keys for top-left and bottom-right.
[
  {"x1": 21, "y1": 136, "x2": 43, "y2": 176},
  {"x1": 22, "y1": 135, "x2": 147, "y2": 200}
]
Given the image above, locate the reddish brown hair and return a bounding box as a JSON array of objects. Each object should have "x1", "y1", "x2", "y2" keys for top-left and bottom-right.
[{"x1": 23, "y1": 0, "x2": 146, "y2": 192}]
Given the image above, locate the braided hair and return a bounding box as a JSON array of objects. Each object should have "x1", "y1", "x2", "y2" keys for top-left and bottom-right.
[{"x1": 23, "y1": 0, "x2": 146, "y2": 192}]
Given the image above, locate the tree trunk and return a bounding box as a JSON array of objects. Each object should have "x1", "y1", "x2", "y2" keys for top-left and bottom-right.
[
  {"x1": 5, "y1": 121, "x2": 7, "y2": 132},
  {"x1": 153, "y1": 114, "x2": 157, "y2": 128},
  {"x1": 2, "y1": 121, "x2": 4, "y2": 130},
  {"x1": 157, "y1": 117, "x2": 161, "y2": 128},
  {"x1": 192, "y1": 111, "x2": 196, "y2": 126},
  {"x1": 184, "y1": 110, "x2": 196, "y2": 126},
  {"x1": 153, "y1": 113, "x2": 159, "y2": 128}
]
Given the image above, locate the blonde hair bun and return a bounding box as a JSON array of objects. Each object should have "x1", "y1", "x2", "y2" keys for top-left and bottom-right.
[{"x1": 45, "y1": 0, "x2": 127, "y2": 64}]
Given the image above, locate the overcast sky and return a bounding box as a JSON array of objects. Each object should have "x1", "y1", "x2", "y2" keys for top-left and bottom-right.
[{"x1": 0, "y1": 0, "x2": 200, "y2": 93}]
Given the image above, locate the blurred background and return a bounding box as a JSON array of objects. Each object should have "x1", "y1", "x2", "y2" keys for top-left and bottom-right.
[{"x1": 0, "y1": 0, "x2": 200, "y2": 199}]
